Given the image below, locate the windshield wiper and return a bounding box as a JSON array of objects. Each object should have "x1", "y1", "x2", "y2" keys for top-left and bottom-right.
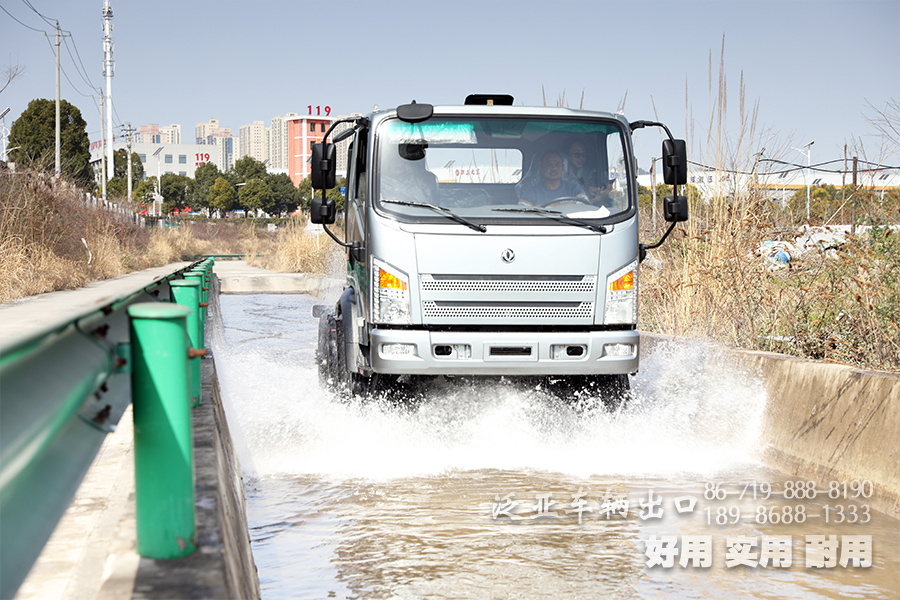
[
  {"x1": 381, "y1": 199, "x2": 487, "y2": 233},
  {"x1": 491, "y1": 206, "x2": 608, "y2": 233}
]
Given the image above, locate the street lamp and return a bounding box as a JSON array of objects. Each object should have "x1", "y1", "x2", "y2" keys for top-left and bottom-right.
[{"x1": 791, "y1": 140, "x2": 814, "y2": 219}]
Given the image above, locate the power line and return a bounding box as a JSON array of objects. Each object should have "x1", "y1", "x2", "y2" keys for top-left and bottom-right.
[
  {"x1": 20, "y1": 0, "x2": 54, "y2": 26},
  {"x1": 41, "y1": 33, "x2": 93, "y2": 99},
  {"x1": 687, "y1": 159, "x2": 899, "y2": 177},
  {"x1": 64, "y1": 35, "x2": 98, "y2": 91},
  {"x1": 0, "y1": 1, "x2": 45, "y2": 32},
  {"x1": 62, "y1": 37, "x2": 96, "y2": 92}
]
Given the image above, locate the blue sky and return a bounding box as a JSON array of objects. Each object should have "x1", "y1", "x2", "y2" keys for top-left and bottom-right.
[{"x1": 2, "y1": 0, "x2": 898, "y2": 170}]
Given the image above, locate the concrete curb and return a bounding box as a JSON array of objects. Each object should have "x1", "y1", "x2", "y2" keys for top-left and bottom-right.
[
  {"x1": 641, "y1": 332, "x2": 900, "y2": 519},
  {"x1": 218, "y1": 273, "x2": 341, "y2": 295}
]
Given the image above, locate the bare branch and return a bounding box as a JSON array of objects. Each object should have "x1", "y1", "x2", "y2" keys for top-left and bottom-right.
[{"x1": 0, "y1": 63, "x2": 25, "y2": 95}]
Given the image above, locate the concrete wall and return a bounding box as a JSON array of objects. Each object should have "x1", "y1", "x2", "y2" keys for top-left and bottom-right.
[{"x1": 642, "y1": 333, "x2": 900, "y2": 518}]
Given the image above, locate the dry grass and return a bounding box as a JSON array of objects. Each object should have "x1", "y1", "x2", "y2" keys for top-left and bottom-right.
[
  {"x1": 250, "y1": 219, "x2": 343, "y2": 275},
  {"x1": 0, "y1": 169, "x2": 145, "y2": 301},
  {"x1": 637, "y1": 45, "x2": 900, "y2": 372},
  {"x1": 0, "y1": 168, "x2": 270, "y2": 302}
]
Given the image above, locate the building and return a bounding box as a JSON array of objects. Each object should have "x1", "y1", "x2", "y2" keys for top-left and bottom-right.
[
  {"x1": 269, "y1": 112, "x2": 298, "y2": 171},
  {"x1": 160, "y1": 124, "x2": 181, "y2": 145},
  {"x1": 286, "y1": 115, "x2": 355, "y2": 187},
  {"x1": 196, "y1": 118, "x2": 227, "y2": 144},
  {"x1": 239, "y1": 120, "x2": 269, "y2": 164},
  {"x1": 210, "y1": 135, "x2": 237, "y2": 172},
  {"x1": 89, "y1": 140, "x2": 229, "y2": 187},
  {"x1": 135, "y1": 123, "x2": 161, "y2": 144}
]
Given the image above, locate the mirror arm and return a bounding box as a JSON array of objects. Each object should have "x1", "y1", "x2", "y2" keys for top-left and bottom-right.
[
  {"x1": 322, "y1": 219, "x2": 361, "y2": 251},
  {"x1": 639, "y1": 220, "x2": 678, "y2": 262}
]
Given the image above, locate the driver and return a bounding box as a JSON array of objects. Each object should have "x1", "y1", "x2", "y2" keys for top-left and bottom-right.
[{"x1": 517, "y1": 151, "x2": 587, "y2": 206}]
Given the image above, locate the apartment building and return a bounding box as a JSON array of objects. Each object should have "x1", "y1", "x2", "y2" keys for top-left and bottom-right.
[
  {"x1": 160, "y1": 124, "x2": 181, "y2": 145},
  {"x1": 196, "y1": 118, "x2": 225, "y2": 144},
  {"x1": 269, "y1": 112, "x2": 298, "y2": 171},
  {"x1": 134, "y1": 124, "x2": 181, "y2": 145},
  {"x1": 239, "y1": 120, "x2": 270, "y2": 164}
]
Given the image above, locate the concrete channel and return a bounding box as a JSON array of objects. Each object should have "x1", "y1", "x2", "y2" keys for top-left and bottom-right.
[{"x1": 10, "y1": 260, "x2": 899, "y2": 599}]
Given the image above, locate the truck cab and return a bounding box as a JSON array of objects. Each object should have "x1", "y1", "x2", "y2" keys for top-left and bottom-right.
[{"x1": 311, "y1": 96, "x2": 687, "y2": 404}]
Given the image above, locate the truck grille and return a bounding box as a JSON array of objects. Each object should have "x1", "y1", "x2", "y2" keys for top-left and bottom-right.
[
  {"x1": 421, "y1": 274, "x2": 596, "y2": 293},
  {"x1": 423, "y1": 301, "x2": 594, "y2": 320}
]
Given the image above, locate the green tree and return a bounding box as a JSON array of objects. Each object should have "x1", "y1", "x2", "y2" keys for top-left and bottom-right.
[
  {"x1": 268, "y1": 173, "x2": 301, "y2": 216},
  {"x1": 133, "y1": 177, "x2": 157, "y2": 209},
  {"x1": 238, "y1": 178, "x2": 274, "y2": 215},
  {"x1": 160, "y1": 173, "x2": 194, "y2": 213},
  {"x1": 297, "y1": 175, "x2": 313, "y2": 211},
  {"x1": 9, "y1": 98, "x2": 92, "y2": 184},
  {"x1": 192, "y1": 161, "x2": 220, "y2": 212},
  {"x1": 111, "y1": 148, "x2": 144, "y2": 180},
  {"x1": 209, "y1": 177, "x2": 237, "y2": 213},
  {"x1": 231, "y1": 155, "x2": 267, "y2": 181},
  {"x1": 327, "y1": 177, "x2": 348, "y2": 213},
  {"x1": 107, "y1": 149, "x2": 144, "y2": 199}
]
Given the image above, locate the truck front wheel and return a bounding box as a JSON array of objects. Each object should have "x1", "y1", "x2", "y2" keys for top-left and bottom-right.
[
  {"x1": 334, "y1": 315, "x2": 369, "y2": 399},
  {"x1": 316, "y1": 313, "x2": 340, "y2": 388}
]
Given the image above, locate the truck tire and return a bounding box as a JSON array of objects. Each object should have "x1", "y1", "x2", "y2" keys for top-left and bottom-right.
[
  {"x1": 334, "y1": 315, "x2": 369, "y2": 399},
  {"x1": 316, "y1": 312, "x2": 340, "y2": 388},
  {"x1": 597, "y1": 374, "x2": 630, "y2": 411}
]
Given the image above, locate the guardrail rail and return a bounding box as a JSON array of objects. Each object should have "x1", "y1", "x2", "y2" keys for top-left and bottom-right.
[{"x1": 0, "y1": 258, "x2": 215, "y2": 599}]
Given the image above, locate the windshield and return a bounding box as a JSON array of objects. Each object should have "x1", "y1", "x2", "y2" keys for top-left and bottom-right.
[{"x1": 375, "y1": 116, "x2": 632, "y2": 225}]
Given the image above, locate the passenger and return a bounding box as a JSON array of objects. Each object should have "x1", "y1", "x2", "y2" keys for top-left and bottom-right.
[
  {"x1": 517, "y1": 151, "x2": 587, "y2": 206},
  {"x1": 566, "y1": 140, "x2": 600, "y2": 196}
]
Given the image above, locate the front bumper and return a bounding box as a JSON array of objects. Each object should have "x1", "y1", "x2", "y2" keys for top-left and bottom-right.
[{"x1": 369, "y1": 328, "x2": 639, "y2": 376}]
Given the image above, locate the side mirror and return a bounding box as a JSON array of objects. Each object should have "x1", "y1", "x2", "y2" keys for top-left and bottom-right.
[
  {"x1": 310, "y1": 195, "x2": 336, "y2": 224},
  {"x1": 311, "y1": 143, "x2": 336, "y2": 190},
  {"x1": 662, "y1": 139, "x2": 687, "y2": 185},
  {"x1": 663, "y1": 195, "x2": 689, "y2": 222}
]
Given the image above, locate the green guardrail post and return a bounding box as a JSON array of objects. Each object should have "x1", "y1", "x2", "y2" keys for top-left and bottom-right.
[
  {"x1": 170, "y1": 279, "x2": 203, "y2": 407},
  {"x1": 128, "y1": 302, "x2": 197, "y2": 559},
  {"x1": 183, "y1": 272, "x2": 206, "y2": 348}
]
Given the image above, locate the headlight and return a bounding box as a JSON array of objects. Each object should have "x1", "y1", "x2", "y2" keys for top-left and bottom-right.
[
  {"x1": 605, "y1": 259, "x2": 638, "y2": 324},
  {"x1": 373, "y1": 257, "x2": 411, "y2": 324}
]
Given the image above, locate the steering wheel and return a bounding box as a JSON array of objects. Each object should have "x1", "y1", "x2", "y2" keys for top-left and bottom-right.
[{"x1": 540, "y1": 196, "x2": 593, "y2": 208}]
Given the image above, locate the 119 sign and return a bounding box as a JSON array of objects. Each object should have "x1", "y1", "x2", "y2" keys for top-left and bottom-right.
[{"x1": 308, "y1": 105, "x2": 331, "y2": 116}]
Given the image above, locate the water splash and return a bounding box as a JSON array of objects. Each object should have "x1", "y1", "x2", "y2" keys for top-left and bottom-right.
[{"x1": 211, "y1": 295, "x2": 767, "y2": 482}]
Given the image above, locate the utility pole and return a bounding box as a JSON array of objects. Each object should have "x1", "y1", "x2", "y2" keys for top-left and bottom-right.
[
  {"x1": 54, "y1": 22, "x2": 61, "y2": 176},
  {"x1": 0, "y1": 107, "x2": 10, "y2": 162},
  {"x1": 102, "y1": 0, "x2": 115, "y2": 181},
  {"x1": 841, "y1": 145, "x2": 847, "y2": 225},
  {"x1": 851, "y1": 156, "x2": 858, "y2": 236},
  {"x1": 45, "y1": 23, "x2": 70, "y2": 176},
  {"x1": 650, "y1": 157, "x2": 658, "y2": 230},
  {"x1": 100, "y1": 92, "x2": 107, "y2": 200},
  {"x1": 126, "y1": 122, "x2": 133, "y2": 205}
]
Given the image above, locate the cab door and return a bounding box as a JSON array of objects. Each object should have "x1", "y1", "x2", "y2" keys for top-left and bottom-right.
[{"x1": 344, "y1": 130, "x2": 369, "y2": 341}]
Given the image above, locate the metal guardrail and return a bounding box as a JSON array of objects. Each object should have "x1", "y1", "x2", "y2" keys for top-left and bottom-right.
[
  {"x1": 0, "y1": 258, "x2": 214, "y2": 599},
  {"x1": 182, "y1": 253, "x2": 266, "y2": 261}
]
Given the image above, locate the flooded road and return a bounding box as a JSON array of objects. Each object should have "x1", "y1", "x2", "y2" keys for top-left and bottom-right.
[{"x1": 211, "y1": 294, "x2": 899, "y2": 599}]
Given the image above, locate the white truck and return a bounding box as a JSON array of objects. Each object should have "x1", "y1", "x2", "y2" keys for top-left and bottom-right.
[{"x1": 311, "y1": 95, "x2": 687, "y2": 406}]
